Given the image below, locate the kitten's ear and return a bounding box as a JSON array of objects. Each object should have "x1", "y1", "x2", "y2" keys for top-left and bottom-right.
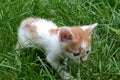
[
  {"x1": 60, "y1": 28, "x2": 73, "y2": 42},
  {"x1": 86, "y1": 23, "x2": 98, "y2": 35}
]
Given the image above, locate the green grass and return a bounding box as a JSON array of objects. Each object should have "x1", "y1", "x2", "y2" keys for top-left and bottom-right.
[{"x1": 0, "y1": 0, "x2": 120, "y2": 79}]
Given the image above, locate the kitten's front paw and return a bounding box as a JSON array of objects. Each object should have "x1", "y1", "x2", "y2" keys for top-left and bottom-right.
[
  {"x1": 80, "y1": 55, "x2": 87, "y2": 62},
  {"x1": 59, "y1": 70, "x2": 73, "y2": 79}
]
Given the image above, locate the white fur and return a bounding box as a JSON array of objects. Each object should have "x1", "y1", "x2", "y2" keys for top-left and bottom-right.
[
  {"x1": 81, "y1": 40, "x2": 87, "y2": 50},
  {"x1": 81, "y1": 23, "x2": 98, "y2": 30},
  {"x1": 81, "y1": 26, "x2": 88, "y2": 30}
]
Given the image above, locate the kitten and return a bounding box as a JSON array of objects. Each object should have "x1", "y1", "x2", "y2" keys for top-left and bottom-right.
[{"x1": 16, "y1": 18, "x2": 98, "y2": 79}]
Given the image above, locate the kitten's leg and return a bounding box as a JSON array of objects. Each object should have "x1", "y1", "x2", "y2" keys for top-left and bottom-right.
[
  {"x1": 16, "y1": 39, "x2": 23, "y2": 56},
  {"x1": 46, "y1": 53, "x2": 73, "y2": 79},
  {"x1": 15, "y1": 39, "x2": 28, "y2": 70},
  {"x1": 15, "y1": 39, "x2": 28, "y2": 55}
]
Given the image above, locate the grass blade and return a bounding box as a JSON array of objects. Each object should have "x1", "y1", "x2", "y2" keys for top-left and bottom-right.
[
  {"x1": 37, "y1": 56, "x2": 53, "y2": 80},
  {"x1": 108, "y1": 26, "x2": 120, "y2": 36}
]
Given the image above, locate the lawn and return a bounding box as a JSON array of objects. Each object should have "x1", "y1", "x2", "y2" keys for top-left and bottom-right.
[{"x1": 0, "y1": 0, "x2": 120, "y2": 80}]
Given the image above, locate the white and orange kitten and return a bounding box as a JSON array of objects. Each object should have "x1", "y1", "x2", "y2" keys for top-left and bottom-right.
[{"x1": 16, "y1": 18, "x2": 98, "y2": 79}]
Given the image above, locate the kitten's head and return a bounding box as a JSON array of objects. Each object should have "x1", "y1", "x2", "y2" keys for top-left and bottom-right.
[{"x1": 59, "y1": 23, "x2": 98, "y2": 62}]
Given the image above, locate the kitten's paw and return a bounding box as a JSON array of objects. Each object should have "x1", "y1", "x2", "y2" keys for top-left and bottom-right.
[
  {"x1": 80, "y1": 55, "x2": 87, "y2": 62},
  {"x1": 59, "y1": 70, "x2": 73, "y2": 79}
]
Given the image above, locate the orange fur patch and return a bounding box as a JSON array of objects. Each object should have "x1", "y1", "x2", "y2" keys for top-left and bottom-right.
[
  {"x1": 22, "y1": 18, "x2": 38, "y2": 38},
  {"x1": 49, "y1": 28, "x2": 60, "y2": 36},
  {"x1": 65, "y1": 27, "x2": 91, "y2": 54}
]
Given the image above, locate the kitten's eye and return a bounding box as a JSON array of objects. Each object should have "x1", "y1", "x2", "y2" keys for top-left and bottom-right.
[
  {"x1": 73, "y1": 53, "x2": 80, "y2": 56},
  {"x1": 86, "y1": 50, "x2": 89, "y2": 54}
]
